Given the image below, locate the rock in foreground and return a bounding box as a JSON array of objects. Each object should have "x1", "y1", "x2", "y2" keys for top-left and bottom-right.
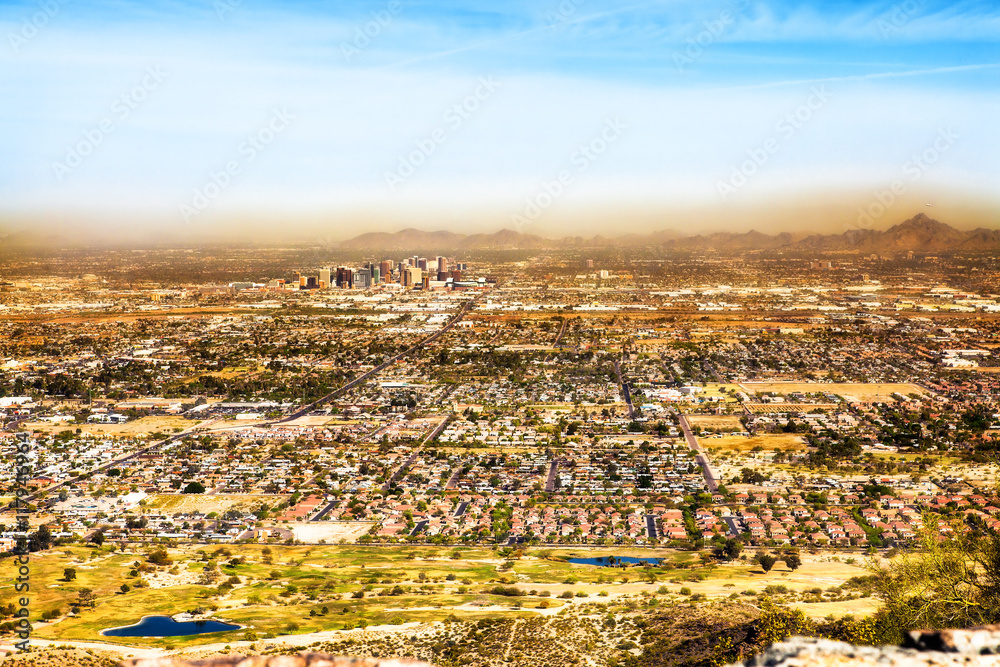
[
  {"x1": 122, "y1": 655, "x2": 435, "y2": 667},
  {"x1": 736, "y1": 630, "x2": 1000, "y2": 667}
]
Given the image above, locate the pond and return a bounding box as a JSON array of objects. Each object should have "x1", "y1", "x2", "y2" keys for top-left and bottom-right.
[
  {"x1": 101, "y1": 616, "x2": 240, "y2": 638},
  {"x1": 568, "y1": 556, "x2": 663, "y2": 567}
]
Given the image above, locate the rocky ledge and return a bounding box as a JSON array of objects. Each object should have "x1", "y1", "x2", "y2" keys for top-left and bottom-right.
[
  {"x1": 736, "y1": 628, "x2": 1000, "y2": 667},
  {"x1": 122, "y1": 655, "x2": 434, "y2": 667}
]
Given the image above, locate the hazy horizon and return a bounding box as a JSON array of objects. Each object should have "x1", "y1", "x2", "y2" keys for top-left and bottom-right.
[{"x1": 1, "y1": 0, "x2": 998, "y2": 243}]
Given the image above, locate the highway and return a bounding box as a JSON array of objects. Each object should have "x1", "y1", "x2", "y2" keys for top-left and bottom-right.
[
  {"x1": 679, "y1": 415, "x2": 720, "y2": 493},
  {"x1": 18, "y1": 294, "x2": 482, "y2": 506},
  {"x1": 380, "y1": 415, "x2": 453, "y2": 493},
  {"x1": 277, "y1": 294, "x2": 481, "y2": 423},
  {"x1": 553, "y1": 318, "x2": 568, "y2": 346},
  {"x1": 613, "y1": 359, "x2": 637, "y2": 419}
]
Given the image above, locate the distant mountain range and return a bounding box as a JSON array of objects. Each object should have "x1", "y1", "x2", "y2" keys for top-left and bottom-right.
[{"x1": 337, "y1": 214, "x2": 1000, "y2": 254}]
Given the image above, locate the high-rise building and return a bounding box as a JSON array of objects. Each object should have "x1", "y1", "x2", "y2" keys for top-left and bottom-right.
[
  {"x1": 436, "y1": 256, "x2": 448, "y2": 273},
  {"x1": 418, "y1": 257, "x2": 428, "y2": 271},
  {"x1": 354, "y1": 268, "x2": 371, "y2": 289},
  {"x1": 372, "y1": 267, "x2": 380, "y2": 284},
  {"x1": 306, "y1": 276, "x2": 318, "y2": 289},
  {"x1": 336, "y1": 267, "x2": 353, "y2": 288},
  {"x1": 319, "y1": 268, "x2": 331, "y2": 288},
  {"x1": 380, "y1": 260, "x2": 393, "y2": 282},
  {"x1": 404, "y1": 266, "x2": 421, "y2": 288}
]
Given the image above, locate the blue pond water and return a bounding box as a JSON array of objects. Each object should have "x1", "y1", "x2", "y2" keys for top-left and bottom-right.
[
  {"x1": 568, "y1": 556, "x2": 663, "y2": 567},
  {"x1": 102, "y1": 616, "x2": 240, "y2": 637}
]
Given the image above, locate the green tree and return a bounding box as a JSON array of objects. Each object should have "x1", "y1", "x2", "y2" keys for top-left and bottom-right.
[
  {"x1": 867, "y1": 516, "x2": 1000, "y2": 643},
  {"x1": 756, "y1": 553, "x2": 777, "y2": 573}
]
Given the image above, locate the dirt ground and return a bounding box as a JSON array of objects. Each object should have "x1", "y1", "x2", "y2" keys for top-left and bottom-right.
[
  {"x1": 685, "y1": 415, "x2": 745, "y2": 431},
  {"x1": 290, "y1": 521, "x2": 377, "y2": 543},
  {"x1": 742, "y1": 382, "x2": 928, "y2": 402},
  {"x1": 704, "y1": 433, "x2": 808, "y2": 453},
  {"x1": 24, "y1": 415, "x2": 204, "y2": 437},
  {"x1": 144, "y1": 494, "x2": 283, "y2": 514}
]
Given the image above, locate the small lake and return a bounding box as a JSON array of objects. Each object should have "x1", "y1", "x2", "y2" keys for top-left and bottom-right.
[
  {"x1": 102, "y1": 616, "x2": 240, "y2": 637},
  {"x1": 568, "y1": 556, "x2": 663, "y2": 567}
]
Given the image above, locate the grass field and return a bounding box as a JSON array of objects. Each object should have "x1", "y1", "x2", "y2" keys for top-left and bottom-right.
[
  {"x1": 742, "y1": 382, "x2": 928, "y2": 402},
  {"x1": 4, "y1": 544, "x2": 875, "y2": 649}
]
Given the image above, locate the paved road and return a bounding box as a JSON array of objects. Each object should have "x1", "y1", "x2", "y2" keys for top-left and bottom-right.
[
  {"x1": 723, "y1": 516, "x2": 743, "y2": 537},
  {"x1": 679, "y1": 415, "x2": 720, "y2": 493},
  {"x1": 553, "y1": 318, "x2": 568, "y2": 346},
  {"x1": 454, "y1": 501, "x2": 469, "y2": 517},
  {"x1": 703, "y1": 361, "x2": 723, "y2": 383},
  {"x1": 310, "y1": 499, "x2": 339, "y2": 522},
  {"x1": 544, "y1": 459, "x2": 560, "y2": 492},
  {"x1": 445, "y1": 468, "x2": 464, "y2": 490},
  {"x1": 277, "y1": 295, "x2": 481, "y2": 423},
  {"x1": 20, "y1": 418, "x2": 210, "y2": 502},
  {"x1": 380, "y1": 415, "x2": 453, "y2": 493},
  {"x1": 410, "y1": 519, "x2": 428, "y2": 537},
  {"x1": 645, "y1": 515, "x2": 658, "y2": 539},
  {"x1": 613, "y1": 360, "x2": 637, "y2": 419}
]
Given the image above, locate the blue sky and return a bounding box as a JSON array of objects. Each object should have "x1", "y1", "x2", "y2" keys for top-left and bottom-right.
[{"x1": 0, "y1": 0, "x2": 998, "y2": 241}]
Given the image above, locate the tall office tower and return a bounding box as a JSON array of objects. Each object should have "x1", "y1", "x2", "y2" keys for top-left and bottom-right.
[
  {"x1": 336, "y1": 267, "x2": 353, "y2": 289},
  {"x1": 406, "y1": 266, "x2": 422, "y2": 288},
  {"x1": 372, "y1": 267, "x2": 380, "y2": 284},
  {"x1": 422, "y1": 275, "x2": 431, "y2": 290},
  {"x1": 354, "y1": 268, "x2": 371, "y2": 289},
  {"x1": 306, "y1": 276, "x2": 318, "y2": 289},
  {"x1": 418, "y1": 257, "x2": 428, "y2": 271},
  {"x1": 586, "y1": 259, "x2": 594, "y2": 269},
  {"x1": 437, "y1": 271, "x2": 449, "y2": 282},
  {"x1": 380, "y1": 260, "x2": 393, "y2": 282},
  {"x1": 450, "y1": 269, "x2": 462, "y2": 281},
  {"x1": 436, "y1": 256, "x2": 448, "y2": 273},
  {"x1": 319, "y1": 268, "x2": 331, "y2": 289},
  {"x1": 410, "y1": 256, "x2": 419, "y2": 267}
]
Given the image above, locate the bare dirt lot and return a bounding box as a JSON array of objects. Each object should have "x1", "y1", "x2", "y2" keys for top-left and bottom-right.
[
  {"x1": 24, "y1": 415, "x2": 204, "y2": 437},
  {"x1": 684, "y1": 415, "x2": 745, "y2": 431},
  {"x1": 144, "y1": 493, "x2": 284, "y2": 514},
  {"x1": 706, "y1": 433, "x2": 809, "y2": 453},
  {"x1": 742, "y1": 382, "x2": 929, "y2": 402},
  {"x1": 290, "y1": 521, "x2": 377, "y2": 543}
]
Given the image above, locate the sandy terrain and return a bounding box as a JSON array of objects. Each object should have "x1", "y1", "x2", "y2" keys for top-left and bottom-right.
[
  {"x1": 291, "y1": 521, "x2": 377, "y2": 543},
  {"x1": 742, "y1": 382, "x2": 929, "y2": 402}
]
